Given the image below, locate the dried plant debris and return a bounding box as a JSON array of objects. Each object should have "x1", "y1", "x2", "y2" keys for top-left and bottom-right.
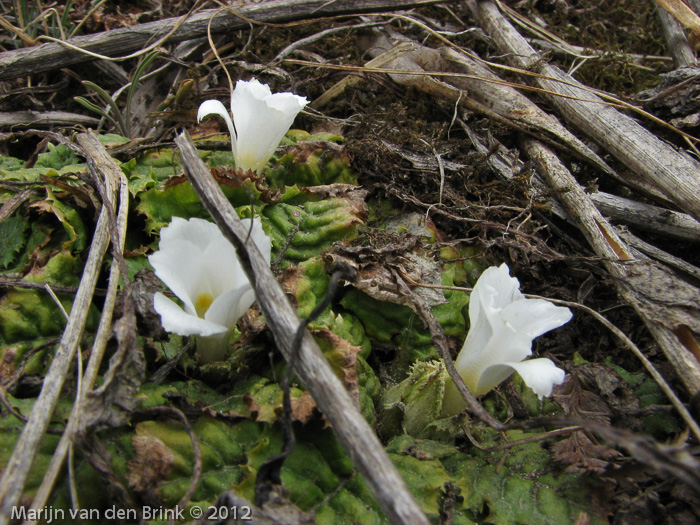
[{"x1": 1, "y1": 0, "x2": 700, "y2": 523}]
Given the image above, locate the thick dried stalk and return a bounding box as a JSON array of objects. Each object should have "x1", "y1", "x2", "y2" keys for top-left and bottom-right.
[
  {"x1": 467, "y1": 0, "x2": 700, "y2": 223},
  {"x1": 27, "y1": 132, "x2": 129, "y2": 520},
  {"x1": 618, "y1": 228, "x2": 700, "y2": 281},
  {"x1": 0, "y1": 0, "x2": 443, "y2": 81},
  {"x1": 523, "y1": 138, "x2": 700, "y2": 396},
  {"x1": 174, "y1": 131, "x2": 428, "y2": 525},
  {"x1": 589, "y1": 192, "x2": 700, "y2": 242},
  {"x1": 656, "y1": 4, "x2": 697, "y2": 68},
  {"x1": 0, "y1": 135, "x2": 121, "y2": 524},
  {"x1": 0, "y1": 111, "x2": 100, "y2": 128}
]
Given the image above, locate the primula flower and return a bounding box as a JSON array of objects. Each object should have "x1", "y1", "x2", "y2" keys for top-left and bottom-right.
[
  {"x1": 149, "y1": 216, "x2": 271, "y2": 363},
  {"x1": 443, "y1": 263, "x2": 571, "y2": 414},
  {"x1": 197, "y1": 78, "x2": 308, "y2": 173}
]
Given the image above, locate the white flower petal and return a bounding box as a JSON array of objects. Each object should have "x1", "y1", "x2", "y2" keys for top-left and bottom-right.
[
  {"x1": 467, "y1": 297, "x2": 572, "y2": 367},
  {"x1": 158, "y1": 216, "x2": 224, "y2": 252},
  {"x1": 148, "y1": 238, "x2": 206, "y2": 313},
  {"x1": 236, "y1": 77, "x2": 272, "y2": 99},
  {"x1": 201, "y1": 228, "x2": 241, "y2": 297},
  {"x1": 456, "y1": 286, "x2": 493, "y2": 370},
  {"x1": 205, "y1": 285, "x2": 256, "y2": 329},
  {"x1": 197, "y1": 217, "x2": 271, "y2": 295},
  {"x1": 231, "y1": 78, "x2": 308, "y2": 173},
  {"x1": 197, "y1": 99, "x2": 237, "y2": 151},
  {"x1": 266, "y1": 91, "x2": 310, "y2": 117},
  {"x1": 479, "y1": 358, "x2": 566, "y2": 399},
  {"x1": 478, "y1": 263, "x2": 524, "y2": 310},
  {"x1": 153, "y1": 292, "x2": 229, "y2": 337},
  {"x1": 459, "y1": 264, "x2": 521, "y2": 367},
  {"x1": 500, "y1": 298, "x2": 573, "y2": 341}
]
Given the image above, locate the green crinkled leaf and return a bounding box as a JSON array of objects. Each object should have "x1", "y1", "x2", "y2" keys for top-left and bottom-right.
[
  {"x1": 292, "y1": 258, "x2": 371, "y2": 355},
  {"x1": 135, "y1": 178, "x2": 262, "y2": 235},
  {"x1": 0, "y1": 289, "x2": 69, "y2": 344},
  {"x1": 0, "y1": 401, "x2": 60, "y2": 498},
  {"x1": 391, "y1": 454, "x2": 471, "y2": 523},
  {"x1": 0, "y1": 164, "x2": 88, "y2": 182},
  {"x1": 122, "y1": 416, "x2": 263, "y2": 510},
  {"x1": 0, "y1": 249, "x2": 97, "y2": 381},
  {"x1": 247, "y1": 381, "x2": 306, "y2": 423},
  {"x1": 138, "y1": 379, "x2": 254, "y2": 418},
  {"x1": 438, "y1": 428, "x2": 606, "y2": 525},
  {"x1": 380, "y1": 361, "x2": 448, "y2": 440},
  {"x1": 121, "y1": 148, "x2": 182, "y2": 196},
  {"x1": 29, "y1": 189, "x2": 87, "y2": 253},
  {"x1": 341, "y1": 255, "x2": 474, "y2": 370},
  {"x1": 233, "y1": 422, "x2": 387, "y2": 524},
  {"x1": 0, "y1": 395, "x2": 82, "y2": 511},
  {"x1": 10, "y1": 220, "x2": 51, "y2": 270},
  {"x1": 603, "y1": 357, "x2": 681, "y2": 436},
  {"x1": 99, "y1": 133, "x2": 131, "y2": 146},
  {"x1": 122, "y1": 145, "x2": 255, "y2": 197},
  {"x1": 0, "y1": 213, "x2": 29, "y2": 268},
  {"x1": 386, "y1": 433, "x2": 605, "y2": 525},
  {"x1": 35, "y1": 143, "x2": 81, "y2": 170},
  {"x1": 24, "y1": 249, "x2": 83, "y2": 286},
  {"x1": 0, "y1": 142, "x2": 87, "y2": 182},
  {"x1": 265, "y1": 194, "x2": 365, "y2": 267},
  {"x1": 266, "y1": 141, "x2": 357, "y2": 188},
  {"x1": 0, "y1": 155, "x2": 24, "y2": 171},
  {"x1": 0, "y1": 285, "x2": 99, "y2": 385},
  {"x1": 200, "y1": 149, "x2": 236, "y2": 169},
  {"x1": 357, "y1": 355, "x2": 381, "y2": 422},
  {"x1": 279, "y1": 130, "x2": 344, "y2": 146}
]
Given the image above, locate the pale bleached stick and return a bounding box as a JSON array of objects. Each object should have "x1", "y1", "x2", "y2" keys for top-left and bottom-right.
[
  {"x1": 174, "y1": 131, "x2": 428, "y2": 525},
  {"x1": 26, "y1": 131, "x2": 129, "y2": 522},
  {"x1": 0, "y1": 0, "x2": 445, "y2": 81},
  {"x1": 0, "y1": 134, "x2": 120, "y2": 524}
]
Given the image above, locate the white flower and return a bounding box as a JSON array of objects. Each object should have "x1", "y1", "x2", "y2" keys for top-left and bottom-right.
[
  {"x1": 197, "y1": 78, "x2": 308, "y2": 173},
  {"x1": 453, "y1": 263, "x2": 571, "y2": 400},
  {"x1": 149, "y1": 216, "x2": 271, "y2": 363}
]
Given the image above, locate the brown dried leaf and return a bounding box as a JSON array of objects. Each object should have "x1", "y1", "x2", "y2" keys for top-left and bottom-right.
[
  {"x1": 80, "y1": 304, "x2": 145, "y2": 431},
  {"x1": 311, "y1": 328, "x2": 362, "y2": 407},
  {"x1": 290, "y1": 390, "x2": 317, "y2": 424},
  {"x1": 552, "y1": 431, "x2": 622, "y2": 474},
  {"x1": 328, "y1": 230, "x2": 446, "y2": 310},
  {"x1": 574, "y1": 363, "x2": 640, "y2": 415},
  {"x1": 127, "y1": 433, "x2": 174, "y2": 496},
  {"x1": 552, "y1": 374, "x2": 622, "y2": 473}
]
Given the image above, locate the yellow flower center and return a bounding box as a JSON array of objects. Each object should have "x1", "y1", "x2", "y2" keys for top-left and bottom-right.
[{"x1": 195, "y1": 293, "x2": 214, "y2": 317}]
